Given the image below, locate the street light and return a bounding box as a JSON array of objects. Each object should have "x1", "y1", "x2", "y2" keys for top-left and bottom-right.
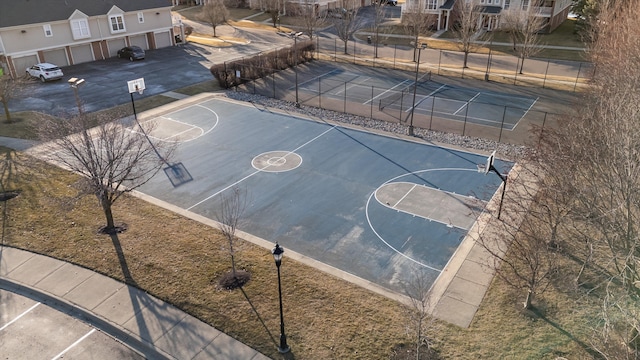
[
  {"x1": 292, "y1": 32, "x2": 303, "y2": 108},
  {"x1": 272, "y1": 242, "x2": 290, "y2": 353},
  {"x1": 68, "y1": 77, "x2": 85, "y2": 115},
  {"x1": 408, "y1": 43, "x2": 427, "y2": 136}
]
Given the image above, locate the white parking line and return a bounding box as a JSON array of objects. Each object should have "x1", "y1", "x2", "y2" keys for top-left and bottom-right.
[
  {"x1": 0, "y1": 302, "x2": 40, "y2": 331},
  {"x1": 50, "y1": 329, "x2": 96, "y2": 360}
]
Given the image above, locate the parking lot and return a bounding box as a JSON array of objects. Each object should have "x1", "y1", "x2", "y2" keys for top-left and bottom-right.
[{"x1": 0, "y1": 289, "x2": 144, "y2": 359}]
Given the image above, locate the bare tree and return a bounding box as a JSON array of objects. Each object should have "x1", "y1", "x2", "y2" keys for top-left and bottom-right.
[
  {"x1": 477, "y1": 164, "x2": 559, "y2": 310},
  {"x1": 329, "y1": 0, "x2": 364, "y2": 54},
  {"x1": 403, "y1": 269, "x2": 438, "y2": 359},
  {"x1": 451, "y1": 0, "x2": 483, "y2": 68},
  {"x1": 402, "y1": 2, "x2": 435, "y2": 62},
  {"x1": 35, "y1": 111, "x2": 173, "y2": 234},
  {"x1": 0, "y1": 75, "x2": 26, "y2": 123},
  {"x1": 292, "y1": 0, "x2": 326, "y2": 39},
  {"x1": 199, "y1": 0, "x2": 229, "y2": 37},
  {"x1": 532, "y1": 1, "x2": 640, "y2": 356},
  {"x1": 371, "y1": 0, "x2": 388, "y2": 58},
  {"x1": 262, "y1": 0, "x2": 284, "y2": 28},
  {"x1": 499, "y1": 7, "x2": 546, "y2": 74},
  {"x1": 216, "y1": 186, "x2": 247, "y2": 281}
]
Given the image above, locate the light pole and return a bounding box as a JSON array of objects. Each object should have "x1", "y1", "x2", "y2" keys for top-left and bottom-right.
[
  {"x1": 272, "y1": 243, "x2": 290, "y2": 354},
  {"x1": 68, "y1": 77, "x2": 85, "y2": 115},
  {"x1": 293, "y1": 32, "x2": 303, "y2": 108},
  {"x1": 408, "y1": 43, "x2": 427, "y2": 136}
]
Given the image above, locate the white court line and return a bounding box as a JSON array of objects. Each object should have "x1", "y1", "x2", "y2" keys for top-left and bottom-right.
[
  {"x1": 453, "y1": 92, "x2": 481, "y2": 115},
  {"x1": 187, "y1": 125, "x2": 337, "y2": 211},
  {"x1": 50, "y1": 329, "x2": 96, "y2": 360},
  {"x1": 392, "y1": 184, "x2": 416, "y2": 208},
  {"x1": 404, "y1": 84, "x2": 447, "y2": 112},
  {"x1": 333, "y1": 76, "x2": 370, "y2": 95},
  {"x1": 289, "y1": 69, "x2": 341, "y2": 91},
  {"x1": 0, "y1": 302, "x2": 40, "y2": 331},
  {"x1": 511, "y1": 96, "x2": 539, "y2": 131},
  {"x1": 362, "y1": 79, "x2": 412, "y2": 105}
]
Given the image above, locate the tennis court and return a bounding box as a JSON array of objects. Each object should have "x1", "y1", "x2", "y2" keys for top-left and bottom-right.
[
  {"x1": 136, "y1": 95, "x2": 512, "y2": 295},
  {"x1": 291, "y1": 67, "x2": 538, "y2": 131}
]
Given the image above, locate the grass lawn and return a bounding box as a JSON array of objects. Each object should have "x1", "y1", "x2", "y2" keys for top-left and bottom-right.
[{"x1": 0, "y1": 99, "x2": 601, "y2": 359}]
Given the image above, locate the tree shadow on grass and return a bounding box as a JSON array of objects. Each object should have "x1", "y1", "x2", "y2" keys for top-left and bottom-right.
[{"x1": 529, "y1": 307, "x2": 604, "y2": 359}]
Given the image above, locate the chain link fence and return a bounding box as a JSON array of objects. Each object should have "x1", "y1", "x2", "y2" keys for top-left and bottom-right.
[
  {"x1": 229, "y1": 62, "x2": 563, "y2": 146},
  {"x1": 314, "y1": 36, "x2": 594, "y2": 92}
]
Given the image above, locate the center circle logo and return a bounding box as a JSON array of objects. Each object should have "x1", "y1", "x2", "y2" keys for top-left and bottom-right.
[{"x1": 252, "y1": 151, "x2": 302, "y2": 173}]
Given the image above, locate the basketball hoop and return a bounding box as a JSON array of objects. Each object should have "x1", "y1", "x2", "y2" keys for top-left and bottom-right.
[{"x1": 127, "y1": 78, "x2": 146, "y2": 95}]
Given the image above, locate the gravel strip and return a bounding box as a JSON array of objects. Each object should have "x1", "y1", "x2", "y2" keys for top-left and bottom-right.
[{"x1": 224, "y1": 91, "x2": 528, "y2": 160}]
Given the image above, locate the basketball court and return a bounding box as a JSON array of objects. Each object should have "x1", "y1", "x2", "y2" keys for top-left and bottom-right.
[{"x1": 136, "y1": 95, "x2": 512, "y2": 294}]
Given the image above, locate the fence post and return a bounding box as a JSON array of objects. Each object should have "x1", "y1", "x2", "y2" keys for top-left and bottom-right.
[
  {"x1": 319, "y1": 76, "x2": 322, "y2": 109},
  {"x1": 462, "y1": 101, "x2": 469, "y2": 136},
  {"x1": 574, "y1": 62, "x2": 583, "y2": 92},
  {"x1": 499, "y1": 106, "x2": 507, "y2": 143},
  {"x1": 538, "y1": 112, "x2": 548, "y2": 148},
  {"x1": 371, "y1": 86, "x2": 374, "y2": 119},
  {"x1": 354, "y1": 40, "x2": 357, "y2": 63},
  {"x1": 513, "y1": 58, "x2": 519, "y2": 85},
  {"x1": 393, "y1": 45, "x2": 397, "y2": 69},
  {"x1": 542, "y1": 60, "x2": 550, "y2": 89},
  {"x1": 429, "y1": 95, "x2": 435, "y2": 130},
  {"x1": 399, "y1": 91, "x2": 404, "y2": 122},
  {"x1": 344, "y1": 82, "x2": 347, "y2": 113},
  {"x1": 438, "y1": 50, "x2": 442, "y2": 76},
  {"x1": 334, "y1": 39, "x2": 337, "y2": 61}
]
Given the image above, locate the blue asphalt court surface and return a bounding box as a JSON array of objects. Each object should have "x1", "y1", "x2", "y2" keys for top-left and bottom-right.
[
  {"x1": 138, "y1": 97, "x2": 512, "y2": 293},
  {"x1": 292, "y1": 68, "x2": 538, "y2": 130}
]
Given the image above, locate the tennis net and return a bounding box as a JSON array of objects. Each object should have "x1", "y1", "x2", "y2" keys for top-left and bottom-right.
[{"x1": 378, "y1": 71, "x2": 432, "y2": 111}]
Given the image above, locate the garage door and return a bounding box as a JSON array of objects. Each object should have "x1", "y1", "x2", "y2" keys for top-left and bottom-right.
[
  {"x1": 43, "y1": 48, "x2": 69, "y2": 66},
  {"x1": 154, "y1": 31, "x2": 172, "y2": 49},
  {"x1": 107, "y1": 38, "x2": 126, "y2": 57},
  {"x1": 70, "y1": 44, "x2": 93, "y2": 64},
  {"x1": 129, "y1": 34, "x2": 148, "y2": 50},
  {"x1": 12, "y1": 54, "x2": 39, "y2": 75}
]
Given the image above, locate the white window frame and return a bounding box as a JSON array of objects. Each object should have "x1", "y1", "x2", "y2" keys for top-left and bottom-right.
[
  {"x1": 425, "y1": 0, "x2": 437, "y2": 10},
  {"x1": 504, "y1": 0, "x2": 510, "y2": 9},
  {"x1": 109, "y1": 14, "x2": 126, "y2": 33},
  {"x1": 70, "y1": 18, "x2": 91, "y2": 39},
  {"x1": 43, "y1": 24, "x2": 53, "y2": 37},
  {"x1": 521, "y1": 0, "x2": 529, "y2": 10},
  {"x1": 138, "y1": 12, "x2": 144, "y2": 23}
]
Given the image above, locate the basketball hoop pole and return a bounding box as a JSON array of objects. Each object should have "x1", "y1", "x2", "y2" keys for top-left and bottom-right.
[
  {"x1": 127, "y1": 78, "x2": 170, "y2": 168},
  {"x1": 487, "y1": 163, "x2": 507, "y2": 219},
  {"x1": 130, "y1": 92, "x2": 138, "y2": 122}
]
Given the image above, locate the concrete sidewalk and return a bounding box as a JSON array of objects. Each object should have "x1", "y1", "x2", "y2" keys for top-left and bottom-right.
[{"x1": 0, "y1": 245, "x2": 270, "y2": 360}]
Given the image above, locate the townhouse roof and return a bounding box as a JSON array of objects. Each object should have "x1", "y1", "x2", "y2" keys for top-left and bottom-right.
[
  {"x1": 479, "y1": 5, "x2": 502, "y2": 14},
  {"x1": 440, "y1": 0, "x2": 456, "y2": 10},
  {"x1": 0, "y1": 0, "x2": 171, "y2": 28}
]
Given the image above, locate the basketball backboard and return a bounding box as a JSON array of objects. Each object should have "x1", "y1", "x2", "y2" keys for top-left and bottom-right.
[
  {"x1": 127, "y1": 78, "x2": 146, "y2": 94},
  {"x1": 484, "y1": 150, "x2": 496, "y2": 175}
]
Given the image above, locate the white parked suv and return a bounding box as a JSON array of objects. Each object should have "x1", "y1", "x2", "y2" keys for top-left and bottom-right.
[{"x1": 26, "y1": 63, "x2": 64, "y2": 82}]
